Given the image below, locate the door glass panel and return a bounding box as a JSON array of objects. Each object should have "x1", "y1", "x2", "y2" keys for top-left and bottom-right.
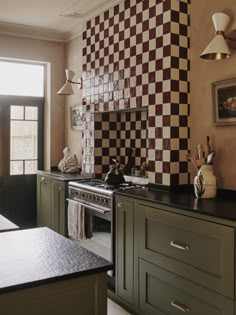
[
  {"x1": 25, "y1": 160, "x2": 37, "y2": 174},
  {"x1": 10, "y1": 161, "x2": 23, "y2": 175},
  {"x1": 11, "y1": 121, "x2": 37, "y2": 160},
  {"x1": 11, "y1": 105, "x2": 24, "y2": 120},
  {"x1": 25, "y1": 106, "x2": 38, "y2": 120},
  {"x1": 10, "y1": 105, "x2": 38, "y2": 175}
]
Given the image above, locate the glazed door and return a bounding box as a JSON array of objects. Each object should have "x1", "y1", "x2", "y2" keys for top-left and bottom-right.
[{"x1": 0, "y1": 96, "x2": 44, "y2": 228}]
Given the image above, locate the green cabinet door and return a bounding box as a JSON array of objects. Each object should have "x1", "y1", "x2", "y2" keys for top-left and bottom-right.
[
  {"x1": 37, "y1": 175, "x2": 52, "y2": 228},
  {"x1": 52, "y1": 179, "x2": 66, "y2": 235},
  {"x1": 139, "y1": 259, "x2": 234, "y2": 315},
  {"x1": 116, "y1": 196, "x2": 134, "y2": 306}
]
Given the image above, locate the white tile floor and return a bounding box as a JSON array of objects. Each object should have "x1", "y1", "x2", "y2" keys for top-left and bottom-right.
[{"x1": 107, "y1": 298, "x2": 132, "y2": 315}]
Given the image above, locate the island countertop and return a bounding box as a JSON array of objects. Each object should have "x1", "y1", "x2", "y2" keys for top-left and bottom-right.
[{"x1": 0, "y1": 227, "x2": 112, "y2": 294}]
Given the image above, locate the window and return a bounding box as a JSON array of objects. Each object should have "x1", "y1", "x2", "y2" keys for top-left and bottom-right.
[{"x1": 0, "y1": 61, "x2": 44, "y2": 97}]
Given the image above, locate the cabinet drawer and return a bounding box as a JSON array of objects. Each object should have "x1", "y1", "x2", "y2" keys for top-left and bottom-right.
[
  {"x1": 139, "y1": 259, "x2": 234, "y2": 315},
  {"x1": 136, "y1": 204, "x2": 234, "y2": 298}
]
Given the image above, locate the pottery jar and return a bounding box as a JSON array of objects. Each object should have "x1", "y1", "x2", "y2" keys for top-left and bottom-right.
[{"x1": 194, "y1": 165, "x2": 217, "y2": 199}]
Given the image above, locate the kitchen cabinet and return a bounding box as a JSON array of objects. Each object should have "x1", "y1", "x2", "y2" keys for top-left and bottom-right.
[
  {"x1": 37, "y1": 172, "x2": 92, "y2": 236},
  {"x1": 37, "y1": 174, "x2": 68, "y2": 236},
  {"x1": 51, "y1": 179, "x2": 66, "y2": 235},
  {"x1": 37, "y1": 174, "x2": 52, "y2": 229},
  {"x1": 116, "y1": 197, "x2": 134, "y2": 307},
  {"x1": 115, "y1": 194, "x2": 235, "y2": 315}
]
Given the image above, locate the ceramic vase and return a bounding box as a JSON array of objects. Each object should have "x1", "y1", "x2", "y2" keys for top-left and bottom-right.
[{"x1": 194, "y1": 165, "x2": 217, "y2": 199}]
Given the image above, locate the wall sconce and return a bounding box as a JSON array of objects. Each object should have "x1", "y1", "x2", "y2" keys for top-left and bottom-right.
[
  {"x1": 57, "y1": 69, "x2": 82, "y2": 95},
  {"x1": 200, "y1": 12, "x2": 236, "y2": 60}
]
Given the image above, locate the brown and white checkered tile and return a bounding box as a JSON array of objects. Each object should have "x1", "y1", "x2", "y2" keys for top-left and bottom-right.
[{"x1": 82, "y1": 0, "x2": 190, "y2": 185}]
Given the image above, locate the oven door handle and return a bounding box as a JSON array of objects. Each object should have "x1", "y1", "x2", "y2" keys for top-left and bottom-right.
[{"x1": 67, "y1": 198, "x2": 110, "y2": 214}]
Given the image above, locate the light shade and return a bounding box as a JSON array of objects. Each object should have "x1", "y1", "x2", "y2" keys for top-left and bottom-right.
[
  {"x1": 57, "y1": 69, "x2": 81, "y2": 95},
  {"x1": 200, "y1": 34, "x2": 231, "y2": 60},
  {"x1": 57, "y1": 81, "x2": 73, "y2": 95},
  {"x1": 200, "y1": 12, "x2": 231, "y2": 60}
]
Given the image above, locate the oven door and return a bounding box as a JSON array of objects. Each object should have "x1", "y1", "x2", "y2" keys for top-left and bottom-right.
[{"x1": 68, "y1": 197, "x2": 113, "y2": 263}]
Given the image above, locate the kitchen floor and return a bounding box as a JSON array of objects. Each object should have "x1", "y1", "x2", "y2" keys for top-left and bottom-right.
[{"x1": 108, "y1": 298, "x2": 132, "y2": 315}]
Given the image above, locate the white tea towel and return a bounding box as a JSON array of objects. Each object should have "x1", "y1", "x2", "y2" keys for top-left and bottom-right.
[
  {"x1": 67, "y1": 200, "x2": 86, "y2": 240},
  {"x1": 67, "y1": 199, "x2": 78, "y2": 239},
  {"x1": 77, "y1": 203, "x2": 86, "y2": 240}
]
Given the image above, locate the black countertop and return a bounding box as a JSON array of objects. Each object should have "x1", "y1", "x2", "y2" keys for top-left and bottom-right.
[
  {"x1": 37, "y1": 170, "x2": 93, "y2": 182},
  {"x1": 116, "y1": 187, "x2": 236, "y2": 222},
  {"x1": 0, "y1": 227, "x2": 112, "y2": 294}
]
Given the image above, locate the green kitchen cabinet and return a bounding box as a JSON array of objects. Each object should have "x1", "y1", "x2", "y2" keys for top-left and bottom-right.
[
  {"x1": 52, "y1": 179, "x2": 66, "y2": 235},
  {"x1": 37, "y1": 174, "x2": 52, "y2": 228},
  {"x1": 116, "y1": 196, "x2": 134, "y2": 307},
  {"x1": 37, "y1": 174, "x2": 67, "y2": 236},
  {"x1": 114, "y1": 193, "x2": 236, "y2": 315},
  {"x1": 139, "y1": 259, "x2": 234, "y2": 315}
]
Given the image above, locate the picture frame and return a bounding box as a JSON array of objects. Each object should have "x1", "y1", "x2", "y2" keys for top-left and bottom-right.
[
  {"x1": 71, "y1": 105, "x2": 84, "y2": 130},
  {"x1": 212, "y1": 78, "x2": 236, "y2": 125}
]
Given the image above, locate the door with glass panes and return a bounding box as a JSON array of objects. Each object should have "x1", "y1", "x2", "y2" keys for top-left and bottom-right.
[{"x1": 0, "y1": 96, "x2": 43, "y2": 228}]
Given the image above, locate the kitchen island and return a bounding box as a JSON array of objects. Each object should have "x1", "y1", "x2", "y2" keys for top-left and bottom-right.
[{"x1": 0, "y1": 227, "x2": 112, "y2": 315}]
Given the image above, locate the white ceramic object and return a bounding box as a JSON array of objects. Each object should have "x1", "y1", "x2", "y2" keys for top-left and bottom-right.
[
  {"x1": 194, "y1": 165, "x2": 217, "y2": 199},
  {"x1": 124, "y1": 175, "x2": 148, "y2": 186}
]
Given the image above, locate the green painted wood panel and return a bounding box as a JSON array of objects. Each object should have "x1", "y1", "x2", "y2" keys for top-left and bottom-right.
[
  {"x1": 136, "y1": 203, "x2": 234, "y2": 299},
  {"x1": 37, "y1": 175, "x2": 52, "y2": 228},
  {"x1": 52, "y1": 179, "x2": 65, "y2": 235},
  {"x1": 116, "y1": 197, "x2": 134, "y2": 306},
  {"x1": 139, "y1": 259, "x2": 234, "y2": 315}
]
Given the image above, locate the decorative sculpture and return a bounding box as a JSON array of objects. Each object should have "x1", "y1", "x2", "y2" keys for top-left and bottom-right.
[{"x1": 58, "y1": 147, "x2": 81, "y2": 173}]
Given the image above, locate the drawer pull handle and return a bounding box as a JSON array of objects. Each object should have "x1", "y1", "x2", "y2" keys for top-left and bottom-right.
[
  {"x1": 41, "y1": 177, "x2": 45, "y2": 183},
  {"x1": 117, "y1": 202, "x2": 123, "y2": 208},
  {"x1": 171, "y1": 300, "x2": 190, "y2": 313},
  {"x1": 170, "y1": 241, "x2": 190, "y2": 251}
]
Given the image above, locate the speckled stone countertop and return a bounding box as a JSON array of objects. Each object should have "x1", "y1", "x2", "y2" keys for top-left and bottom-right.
[
  {"x1": 37, "y1": 170, "x2": 93, "y2": 182},
  {"x1": 0, "y1": 227, "x2": 112, "y2": 294},
  {"x1": 116, "y1": 187, "x2": 236, "y2": 222}
]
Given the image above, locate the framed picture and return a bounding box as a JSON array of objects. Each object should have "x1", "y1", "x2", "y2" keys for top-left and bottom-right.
[
  {"x1": 212, "y1": 78, "x2": 236, "y2": 125},
  {"x1": 71, "y1": 105, "x2": 84, "y2": 130}
]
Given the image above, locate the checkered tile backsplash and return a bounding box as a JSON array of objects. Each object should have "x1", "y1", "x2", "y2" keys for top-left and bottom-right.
[
  {"x1": 94, "y1": 109, "x2": 147, "y2": 178},
  {"x1": 82, "y1": 0, "x2": 190, "y2": 186}
]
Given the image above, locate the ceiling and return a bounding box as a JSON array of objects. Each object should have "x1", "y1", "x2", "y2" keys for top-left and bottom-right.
[{"x1": 0, "y1": 0, "x2": 122, "y2": 42}]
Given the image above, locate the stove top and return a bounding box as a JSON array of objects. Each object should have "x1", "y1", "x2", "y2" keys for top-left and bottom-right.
[{"x1": 69, "y1": 179, "x2": 146, "y2": 194}]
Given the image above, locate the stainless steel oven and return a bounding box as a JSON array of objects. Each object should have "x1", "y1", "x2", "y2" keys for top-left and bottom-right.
[
  {"x1": 68, "y1": 180, "x2": 115, "y2": 288},
  {"x1": 68, "y1": 179, "x2": 145, "y2": 290}
]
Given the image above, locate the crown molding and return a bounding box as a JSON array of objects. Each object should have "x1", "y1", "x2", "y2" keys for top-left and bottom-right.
[
  {"x1": 0, "y1": 21, "x2": 67, "y2": 42},
  {"x1": 0, "y1": 0, "x2": 124, "y2": 43}
]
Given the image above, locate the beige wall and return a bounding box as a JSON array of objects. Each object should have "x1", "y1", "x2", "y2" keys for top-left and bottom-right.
[
  {"x1": 65, "y1": 35, "x2": 83, "y2": 167},
  {"x1": 0, "y1": 34, "x2": 65, "y2": 167},
  {"x1": 190, "y1": 0, "x2": 236, "y2": 190}
]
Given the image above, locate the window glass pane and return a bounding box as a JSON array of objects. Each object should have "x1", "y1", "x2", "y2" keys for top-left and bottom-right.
[
  {"x1": 11, "y1": 105, "x2": 24, "y2": 120},
  {"x1": 0, "y1": 61, "x2": 44, "y2": 97},
  {"x1": 10, "y1": 161, "x2": 23, "y2": 175},
  {"x1": 25, "y1": 160, "x2": 37, "y2": 174},
  {"x1": 25, "y1": 107, "x2": 38, "y2": 120},
  {"x1": 11, "y1": 121, "x2": 38, "y2": 160}
]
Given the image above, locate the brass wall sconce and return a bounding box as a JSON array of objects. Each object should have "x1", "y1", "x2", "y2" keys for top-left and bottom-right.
[
  {"x1": 57, "y1": 69, "x2": 82, "y2": 95},
  {"x1": 200, "y1": 12, "x2": 236, "y2": 60}
]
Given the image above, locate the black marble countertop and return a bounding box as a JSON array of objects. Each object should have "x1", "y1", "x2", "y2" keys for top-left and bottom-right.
[
  {"x1": 116, "y1": 187, "x2": 236, "y2": 222},
  {"x1": 0, "y1": 227, "x2": 112, "y2": 294},
  {"x1": 37, "y1": 170, "x2": 93, "y2": 182}
]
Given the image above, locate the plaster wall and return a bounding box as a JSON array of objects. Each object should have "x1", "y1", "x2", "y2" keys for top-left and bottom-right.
[
  {"x1": 65, "y1": 35, "x2": 83, "y2": 167},
  {"x1": 190, "y1": 0, "x2": 236, "y2": 190}
]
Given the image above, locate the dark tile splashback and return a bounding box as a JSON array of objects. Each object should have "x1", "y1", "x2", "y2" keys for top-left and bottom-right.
[{"x1": 94, "y1": 109, "x2": 147, "y2": 178}]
